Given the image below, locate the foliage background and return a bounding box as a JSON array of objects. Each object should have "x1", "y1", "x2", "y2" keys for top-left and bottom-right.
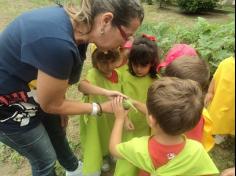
[
  {"x1": 0, "y1": 0, "x2": 235, "y2": 175},
  {"x1": 137, "y1": 17, "x2": 235, "y2": 74}
]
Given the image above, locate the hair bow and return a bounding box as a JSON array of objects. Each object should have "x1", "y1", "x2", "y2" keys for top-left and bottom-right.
[{"x1": 142, "y1": 34, "x2": 157, "y2": 42}]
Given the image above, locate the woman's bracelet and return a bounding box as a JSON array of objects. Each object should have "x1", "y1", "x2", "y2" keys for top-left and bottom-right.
[
  {"x1": 91, "y1": 103, "x2": 99, "y2": 116},
  {"x1": 96, "y1": 102, "x2": 103, "y2": 116},
  {"x1": 91, "y1": 102, "x2": 103, "y2": 116}
]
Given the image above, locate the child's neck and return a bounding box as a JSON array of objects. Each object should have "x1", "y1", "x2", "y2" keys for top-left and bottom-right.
[
  {"x1": 152, "y1": 128, "x2": 184, "y2": 145},
  {"x1": 103, "y1": 72, "x2": 113, "y2": 78}
]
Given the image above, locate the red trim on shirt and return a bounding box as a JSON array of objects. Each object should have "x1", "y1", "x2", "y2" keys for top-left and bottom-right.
[
  {"x1": 0, "y1": 91, "x2": 28, "y2": 105},
  {"x1": 185, "y1": 116, "x2": 204, "y2": 142},
  {"x1": 107, "y1": 70, "x2": 118, "y2": 83},
  {"x1": 139, "y1": 137, "x2": 185, "y2": 176}
]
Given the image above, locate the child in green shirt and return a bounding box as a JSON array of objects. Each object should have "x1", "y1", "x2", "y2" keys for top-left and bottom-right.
[
  {"x1": 79, "y1": 49, "x2": 123, "y2": 176},
  {"x1": 110, "y1": 77, "x2": 219, "y2": 176}
]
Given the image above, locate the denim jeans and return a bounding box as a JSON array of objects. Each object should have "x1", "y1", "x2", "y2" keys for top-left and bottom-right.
[
  {"x1": 0, "y1": 113, "x2": 78, "y2": 176},
  {"x1": 41, "y1": 113, "x2": 78, "y2": 171},
  {"x1": 0, "y1": 123, "x2": 56, "y2": 176}
]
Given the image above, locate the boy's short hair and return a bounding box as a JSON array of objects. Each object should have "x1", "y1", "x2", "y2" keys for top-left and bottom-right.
[
  {"x1": 147, "y1": 77, "x2": 204, "y2": 136},
  {"x1": 91, "y1": 48, "x2": 120, "y2": 68},
  {"x1": 164, "y1": 56, "x2": 210, "y2": 92}
]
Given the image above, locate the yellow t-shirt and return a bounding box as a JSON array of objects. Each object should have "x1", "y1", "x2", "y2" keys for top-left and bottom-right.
[{"x1": 207, "y1": 56, "x2": 235, "y2": 135}]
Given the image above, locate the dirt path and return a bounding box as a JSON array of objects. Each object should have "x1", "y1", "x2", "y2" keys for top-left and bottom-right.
[{"x1": 0, "y1": 161, "x2": 31, "y2": 176}]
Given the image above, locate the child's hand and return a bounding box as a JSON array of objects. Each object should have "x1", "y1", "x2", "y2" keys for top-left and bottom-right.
[
  {"x1": 60, "y1": 115, "x2": 69, "y2": 131},
  {"x1": 104, "y1": 90, "x2": 127, "y2": 100},
  {"x1": 111, "y1": 96, "x2": 127, "y2": 120},
  {"x1": 204, "y1": 92, "x2": 214, "y2": 107},
  {"x1": 220, "y1": 167, "x2": 235, "y2": 176},
  {"x1": 124, "y1": 117, "x2": 135, "y2": 131}
]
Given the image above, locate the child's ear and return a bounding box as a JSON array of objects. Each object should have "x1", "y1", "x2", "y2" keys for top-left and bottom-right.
[{"x1": 147, "y1": 114, "x2": 156, "y2": 128}]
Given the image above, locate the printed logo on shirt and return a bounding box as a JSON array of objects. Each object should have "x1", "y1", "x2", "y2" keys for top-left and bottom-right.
[
  {"x1": 167, "y1": 153, "x2": 176, "y2": 160},
  {"x1": 0, "y1": 102, "x2": 38, "y2": 126}
]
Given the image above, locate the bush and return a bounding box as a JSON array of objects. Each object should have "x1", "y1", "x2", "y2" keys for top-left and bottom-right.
[
  {"x1": 177, "y1": 0, "x2": 219, "y2": 13},
  {"x1": 136, "y1": 17, "x2": 235, "y2": 75},
  {"x1": 156, "y1": 0, "x2": 173, "y2": 8},
  {"x1": 147, "y1": 0, "x2": 153, "y2": 5},
  {"x1": 141, "y1": 0, "x2": 154, "y2": 5}
]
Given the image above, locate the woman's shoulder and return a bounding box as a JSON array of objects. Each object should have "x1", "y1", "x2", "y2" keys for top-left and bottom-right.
[{"x1": 19, "y1": 6, "x2": 74, "y2": 44}]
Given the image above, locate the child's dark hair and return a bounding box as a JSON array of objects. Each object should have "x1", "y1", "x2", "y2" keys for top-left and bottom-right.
[
  {"x1": 128, "y1": 35, "x2": 160, "y2": 78},
  {"x1": 147, "y1": 77, "x2": 204, "y2": 136},
  {"x1": 164, "y1": 56, "x2": 210, "y2": 93},
  {"x1": 92, "y1": 48, "x2": 120, "y2": 68}
]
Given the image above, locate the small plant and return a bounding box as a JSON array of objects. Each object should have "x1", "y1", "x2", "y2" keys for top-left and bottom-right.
[
  {"x1": 136, "y1": 18, "x2": 235, "y2": 75},
  {"x1": 123, "y1": 99, "x2": 138, "y2": 112}
]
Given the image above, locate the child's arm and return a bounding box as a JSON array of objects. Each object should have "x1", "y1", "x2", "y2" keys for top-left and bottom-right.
[
  {"x1": 109, "y1": 96, "x2": 127, "y2": 158},
  {"x1": 78, "y1": 80, "x2": 126, "y2": 99},
  {"x1": 204, "y1": 78, "x2": 215, "y2": 107},
  {"x1": 124, "y1": 116, "x2": 135, "y2": 131},
  {"x1": 132, "y1": 99, "x2": 148, "y2": 115}
]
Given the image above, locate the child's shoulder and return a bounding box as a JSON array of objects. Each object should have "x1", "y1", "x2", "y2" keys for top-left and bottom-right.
[
  {"x1": 86, "y1": 67, "x2": 101, "y2": 76},
  {"x1": 118, "y1": 136, "x2": 150, "y2": 151},
  {"x1": 123, "y1": 136, "x2": 150, "y2": 145},
  {"x1": 184, "y1": 138, "x2": 205, "y2": 152},
  {"x1": 85, "y1": 68, "x2": 104, "y2": 82},
  {"x1": 219, "y1": 56, "x2": 235, "y2": 67}
]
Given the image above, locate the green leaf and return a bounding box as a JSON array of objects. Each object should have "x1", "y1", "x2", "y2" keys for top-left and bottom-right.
[{"x1": 123, "y1": 99, "x2": 138, "y2": 112}]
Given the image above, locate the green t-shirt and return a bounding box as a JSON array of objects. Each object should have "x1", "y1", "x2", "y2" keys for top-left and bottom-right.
[{"x1": 117, "y1": 136, "x2": 219, "y2": 176}]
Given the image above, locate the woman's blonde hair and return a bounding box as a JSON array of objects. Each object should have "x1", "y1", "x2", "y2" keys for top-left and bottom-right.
[{"x1": 65, "y1": 0, "x2": 144, "y2": 33}]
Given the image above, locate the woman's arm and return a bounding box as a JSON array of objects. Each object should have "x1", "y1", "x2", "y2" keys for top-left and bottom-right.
[
  {"x1": 37, "y1": 70, "x2": 112, "y2": 115},
  {"x1": 78, "y1": 80, "x2": 127, "y2": 99}
]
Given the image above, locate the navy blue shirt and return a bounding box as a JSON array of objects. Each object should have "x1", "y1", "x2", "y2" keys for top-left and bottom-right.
[
  {"x1": 0, "y1": 6, "x2": 87, "y2": 94},
  {"x1": 0, "y1": 6, "x2": 88, "y2": 131}
]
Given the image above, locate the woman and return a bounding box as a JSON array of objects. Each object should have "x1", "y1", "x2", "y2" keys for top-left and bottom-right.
[{"x1": 0, "y1": 0, "x2": 144, "y2": 175}]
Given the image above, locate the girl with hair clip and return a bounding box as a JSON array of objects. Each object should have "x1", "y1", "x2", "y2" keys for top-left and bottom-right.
[
  {"x1": 116, "y1": 37, "x2": 134, "y2": 69},
  {"x1": 114, "y1": 34, "x2": 161, "y2": 176},
  {"x1": 78, "y1": 49, "x2": 124, "y2": 176},
  {"x1": 0, "y1": 0, "x2": 144, "y2": 175}
]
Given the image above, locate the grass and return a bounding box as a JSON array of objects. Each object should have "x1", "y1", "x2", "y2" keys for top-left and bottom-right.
[{"x1": 0, "y1": 0, "x2": 235, "y2": 175}]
